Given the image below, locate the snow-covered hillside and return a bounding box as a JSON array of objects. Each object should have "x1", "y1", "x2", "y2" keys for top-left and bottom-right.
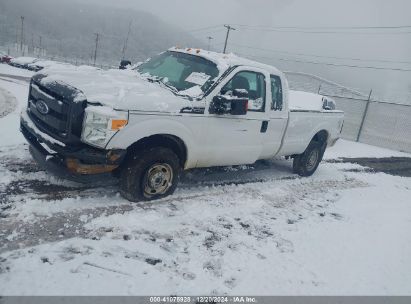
[{"x1": 0, "y1": 0, "x2": 204, "y2": 66}]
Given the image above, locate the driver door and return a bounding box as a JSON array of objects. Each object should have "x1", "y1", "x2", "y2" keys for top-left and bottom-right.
[{"x1": 198, "y1": 67, "x2": 270, "y2": 167}]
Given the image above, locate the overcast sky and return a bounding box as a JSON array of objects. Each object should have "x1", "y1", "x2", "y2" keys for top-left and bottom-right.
[{"x1": 85, "y1": 0, "x2": 411, "y2": 101}]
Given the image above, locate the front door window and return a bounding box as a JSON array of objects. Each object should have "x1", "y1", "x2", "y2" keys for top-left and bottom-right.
[{"x1": 221, "y1": 71, "x2": 266, "y2": 112}]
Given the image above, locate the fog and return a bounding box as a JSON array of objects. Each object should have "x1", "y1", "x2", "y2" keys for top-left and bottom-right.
[
  {"x1": 1, "y1": 0, "x2": 410, "y2": 102},
  {"x1": 0, "y1": 0, "x2": 204, "y2": 65},
  {"x1": 105, "y1": 0, "x2": 411, "y2": 102}
]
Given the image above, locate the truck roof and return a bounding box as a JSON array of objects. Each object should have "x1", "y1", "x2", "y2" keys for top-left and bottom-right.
[{"x1": 169, "y1": 47, "x2": 284, "y2": 77}]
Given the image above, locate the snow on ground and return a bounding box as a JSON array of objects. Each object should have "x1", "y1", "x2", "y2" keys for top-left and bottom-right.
[
  {"x1": 0, "y1": 86, "x2": 18, "y2": 118},
  {"x1": 0, "y1": 77, "x2": 29, "y2": 146},
  {"x1": 324, "y1": 139, "x2": 411, "y2": 159},
  {"x1": 0, "y1": 73, "x2": 411, "y2": 295},
  {"x1": 0, "y1": 63, "x2": 34, "y2": 78}
]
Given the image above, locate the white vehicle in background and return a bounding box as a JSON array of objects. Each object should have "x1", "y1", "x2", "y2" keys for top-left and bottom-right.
[
  {"x1": 9, "y1": 56, "x2": 39, "y2": 69},
  {"x1": 20, "y1": 47, "x2": 344, "y2": 202},
  {"x1": 27, "y1": 59, "x2": 69, "y2": 72}
]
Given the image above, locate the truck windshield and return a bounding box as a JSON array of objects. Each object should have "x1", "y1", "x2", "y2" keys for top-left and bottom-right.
[{"x1": 136, "y1": 51, "x2": 219, "y2": 93}]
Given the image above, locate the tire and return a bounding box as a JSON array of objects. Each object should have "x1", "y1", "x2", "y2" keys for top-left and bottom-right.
[
  {"x1": 292, "y1": 140, "x2": 325, "y2": 177},
  {"x1": 120, "y1": 147, "x2": 181, "y2": 202}
]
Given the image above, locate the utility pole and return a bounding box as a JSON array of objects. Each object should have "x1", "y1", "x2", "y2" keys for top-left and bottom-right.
[
  {"x1": 39, "y1": 35, "x2": 42, "y2": 56},
  {"x1": 20, "y1": 16, "x2": 25, "y2": 54},
  {"x1": 31, "y1": 33, "x2": 34, "y2": 54},
  {"x1": 356, "y1": 89, "x2": 373, "y2": 142},
  {"x1": 93, "y1": 33, "x2": 100, "y2": 66},
  {"x1": 15, "y1": 24, "x2": 18, "y2": 46},
  {"x1": 121, "y1": 21, "x2": 132, "y2": 60},
  {"x1": 206, "y1": 36, "x2": 213, "y2": 51},
  {"x1": 223, "y1": 24, "x2": 235, "y2": 54}
]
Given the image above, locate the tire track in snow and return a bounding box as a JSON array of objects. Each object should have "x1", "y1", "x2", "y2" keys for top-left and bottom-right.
[
  {"x1": 0, "y1": 175, "x2": 368, "y2": 254},
  {"x1": 0, "y1": 86, "x2": 18, "y2": 118}
]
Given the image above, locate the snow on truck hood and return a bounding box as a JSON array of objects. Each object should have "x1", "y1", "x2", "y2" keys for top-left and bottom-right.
[{"x1": 37, "y1": 65, "x2": 193, "y2": 112}]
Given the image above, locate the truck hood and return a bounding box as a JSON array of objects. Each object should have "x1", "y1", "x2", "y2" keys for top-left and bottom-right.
[{"x1": 36, "y1": 65, "x2": 196, "y2": 112}]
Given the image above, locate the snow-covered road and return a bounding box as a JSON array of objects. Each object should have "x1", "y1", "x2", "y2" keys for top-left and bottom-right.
[{"x1": 0, "y1": 65, "x2": 410, "y2": 295}]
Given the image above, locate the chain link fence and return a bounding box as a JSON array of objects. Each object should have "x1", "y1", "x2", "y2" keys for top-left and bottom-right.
[
  {"x1": 357, "y1": 101, "x2": 411, "y2": 153},
  {"x1": 322, "y1": 95, "x2": 368, "y2": 141},
  {"x1": 286, "y1": 72, "x2": 411, "y2": 153}
]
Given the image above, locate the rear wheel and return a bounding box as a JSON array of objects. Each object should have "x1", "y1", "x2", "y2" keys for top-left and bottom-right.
[
  {"x1": 293, "y1": 140, "x2": 325, "y2": 177},
  {"x1": 120, "y1": 147, "x2": 181, "y2": 202}
]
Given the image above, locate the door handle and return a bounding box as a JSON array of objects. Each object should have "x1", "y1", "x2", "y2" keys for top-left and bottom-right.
[{"x1": 261, "y1": 121, "x2": 269, "y2": 133}]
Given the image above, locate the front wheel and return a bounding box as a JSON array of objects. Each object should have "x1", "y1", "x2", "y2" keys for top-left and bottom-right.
[
  {"x1": 292, "y1": 141, "x2": 324, "y2": 177},
  {"x1": 120, "y1": 147, "x2": 181, "y2": 202}
]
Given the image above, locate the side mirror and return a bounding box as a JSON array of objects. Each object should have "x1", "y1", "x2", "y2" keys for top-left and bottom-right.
[
  {"x1": 233, "y1": 88, "x2": 248, "y2": 98},
  {"x1": 209, "y1": 94, "x2": 248, "y2": 115}
]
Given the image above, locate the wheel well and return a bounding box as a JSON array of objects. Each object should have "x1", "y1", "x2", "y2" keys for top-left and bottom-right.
[
  {"x1": 126, "y1": 134, "x2": 187, "y2": 166},
  {"x1": 312, "y1": 130, "x2": 329, "y2": 144},
  {"x1": 290, "y1": 130, "x2": 329, "y2": 160}
]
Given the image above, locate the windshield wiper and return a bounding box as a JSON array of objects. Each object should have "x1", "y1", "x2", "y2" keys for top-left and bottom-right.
[
  {"x1": 144, "y1": 75, "x2": 179, "y2": 94},
  {"x1": 140, "y1": 74, "x2": 200, "y2": 100},
  {"x1": 158, "y1": 78, "x2": 179, "y2": 94}
]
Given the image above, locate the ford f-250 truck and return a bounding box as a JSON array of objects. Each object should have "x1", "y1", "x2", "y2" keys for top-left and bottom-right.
[{"x1": 20, "y1": 47, "x2": 344, "y2": 202}]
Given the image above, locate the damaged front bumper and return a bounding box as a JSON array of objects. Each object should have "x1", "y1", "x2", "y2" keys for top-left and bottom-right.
[{"x1": 20, "y1": 112, "x2": 126, "y2": 183}]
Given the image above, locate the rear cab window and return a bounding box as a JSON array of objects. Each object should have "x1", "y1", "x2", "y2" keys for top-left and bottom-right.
[{"x1": 270, "y1": 75, "x2": 283, "y2": 111}]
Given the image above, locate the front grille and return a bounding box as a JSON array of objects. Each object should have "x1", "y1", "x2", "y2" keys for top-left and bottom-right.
[
  {"x1": 29, "y1": 83, "x2": 69, "y2": 138},
  {"x1": 28, "y1": 76, "x2": 86, "y2": 145}
]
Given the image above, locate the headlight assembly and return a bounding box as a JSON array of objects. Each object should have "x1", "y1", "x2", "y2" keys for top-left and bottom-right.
[{"x1": 81, "y1": 106, "x2": 128, "y2": 148}]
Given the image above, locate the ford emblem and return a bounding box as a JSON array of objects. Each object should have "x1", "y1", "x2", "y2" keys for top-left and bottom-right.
[{"x1": 36, "y1": 100, "x2": 49, "y2": 115}]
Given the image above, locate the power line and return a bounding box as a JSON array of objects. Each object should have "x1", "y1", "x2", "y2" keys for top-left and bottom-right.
[
  {"x1": 230, "y1": 43, "x2": 411, "y2": 65},
  {"x1": 233, "y1": 25, "x2": 411, "y2": 35},
  {"x1": 188, "y1": 24, "x2": 411, "y2": 34},
  {"x1": 232, "y1": 24, "x2": 411, "y2": 30},
  {"x1": 198, "y1": 28, "x2": 226, "y2": 35},
  {"x1": 188, "y1": 25, "x2": 223, "y2": 32},
  {"x1": 188, "y1": 24, "x2": 411, "y2": 36},
  {"x1": 235, "y1": 52, "x2": 411, "y2": 72},
  {"x1": 277, "y1": 58, "x2": 411, "y2": 72}
]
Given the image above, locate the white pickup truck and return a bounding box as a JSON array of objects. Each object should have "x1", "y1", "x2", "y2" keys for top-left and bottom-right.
[{"x1": 20, "y1": 47, "x2": 344, "y2": 202}]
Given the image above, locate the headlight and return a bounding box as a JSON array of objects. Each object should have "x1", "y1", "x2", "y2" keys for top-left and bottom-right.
[{"x1": 81, "y1": 106, "x2": 128, "y2": 148}]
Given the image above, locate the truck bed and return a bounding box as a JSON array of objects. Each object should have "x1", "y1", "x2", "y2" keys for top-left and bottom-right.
[
  {"x1": 277, "y1": 90, "x2": 344, "y2": 156},
  {"x1": 288, "y1": 90, "x2": 333, "y2": 111}
]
